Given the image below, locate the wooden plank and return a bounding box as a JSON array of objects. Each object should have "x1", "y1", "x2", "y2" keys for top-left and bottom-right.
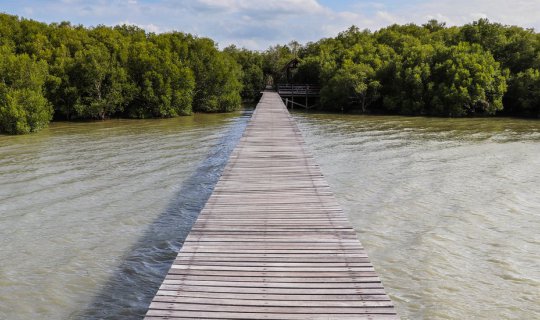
[
  {"x1": 148, "y1": 302, "x2": 396, "y2": 314},
  {"x1": 155, "y1": 291, "x2": 392, "y2": 301},
  {"x1": 146, "y1": 313, "x2": 399, "y2": 320},
  {"x1": 144, "y1": 92, "x2": 397, "y2": 319},
  {"x1": 164, "y1": 275, "x2": 382, "y2": 283},
  {"x1": 152, "y1": 296, "x2": 394, "y2": 308},
  {"x1": 161, "y1": 280, "x2": 383, "y2": 289},
  {"x1": 156, "y1": 285, "x2": 388, "y2": 295},
  {"x1": 166, "y1": 270, "x2": 380, "y2": 278}
]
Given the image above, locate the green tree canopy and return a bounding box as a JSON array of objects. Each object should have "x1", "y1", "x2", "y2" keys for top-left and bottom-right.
[{"x1": 0, "y1": 45, "x2": 52, "y2": 134}]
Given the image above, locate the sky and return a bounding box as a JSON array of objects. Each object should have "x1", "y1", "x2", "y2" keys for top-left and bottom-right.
[{"x1": 1, "y1": 0, "x2": 540, "y2": 50}]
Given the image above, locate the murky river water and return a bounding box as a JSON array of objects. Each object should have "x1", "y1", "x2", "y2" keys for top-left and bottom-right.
[
  {"x1": 293, "y1": 113, "x2": 540, "y2": 320},
  {"x1": 0, "y1": 111, "x2": 251, "y2": 319},
  {"x1": 0, "y1": 110, "x2": 538, "y2": 319}
]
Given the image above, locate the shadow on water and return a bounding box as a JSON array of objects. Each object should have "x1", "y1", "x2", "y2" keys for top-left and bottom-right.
[{"x1": 75, "y1": 109, "x2": 253, "y2": 319}]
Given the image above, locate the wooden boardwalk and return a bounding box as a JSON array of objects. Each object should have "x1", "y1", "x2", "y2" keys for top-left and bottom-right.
[{"x1": 145, "y1": 92, "x2": 398, "y2": 319}]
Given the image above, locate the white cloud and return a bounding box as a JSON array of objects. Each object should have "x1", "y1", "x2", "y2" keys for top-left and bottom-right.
[
  {"x1": 6, "y1": 0, "x2": 540, "y2": 50},
  {"x1": 119, "y1": 20, "x2": 164, "y2": 33},
  {"x1": 375, "y1": 11, "x2": 399, "y2": 25},
  {"x1": 195, "y1": 0, "x2": 323, "y2": 14},
  {"x1": 140, "y1": 23, "x2": 162, "y2": 33},
  {"x1": 401, "y1": 0, "x2": 540, "y2": 28}
]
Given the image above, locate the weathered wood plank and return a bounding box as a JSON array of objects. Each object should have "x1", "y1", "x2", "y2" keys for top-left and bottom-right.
[
  {"x1": 146, "y1": 313, "x2": 400, "y2": 320},
  {"x1": 166, "y1": 270, "x2": 380, "y2": 278},
  {"x1": 152, "y1": 296, "x2": 395, "y2": 308},
  {"x1": 164, "y1": 275, "x2": 381, "y2": 283},
  {"x1": 148, "y1": 302, "x2": 396, "y2": 314},
  {"x1": 155, "y1": 291, "x2": 392, "y2": 301},
  {"x1": 156, "y1": 285, "x2": 389, "y2": 295},
  {"x1": 144, "y1": 92, "x2": 397, "y2": 319}
]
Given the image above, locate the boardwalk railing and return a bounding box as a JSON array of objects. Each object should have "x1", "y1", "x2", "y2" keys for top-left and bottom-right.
[
  {"x1": 145, "y1": 91, "x2": 398, "y2": 319},
  {"x1": 277, "y1": 84, "x2": 320, "y2": 97}
]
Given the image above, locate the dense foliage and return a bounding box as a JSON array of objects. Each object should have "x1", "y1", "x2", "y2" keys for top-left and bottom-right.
[
  {"x1": 223, "y1": 45, "x2": 265, "y2": 102},
  {"x1": 1, "y1": 14, "x2": 539, "y2": 134},
  {"x1": 296, "y1": 19, "x2": 540, "y2": 117},
  {"x1": 0, "y1": 13, "x2": 249, "y2": 133},
  {"x1": 287, "y1": 20, "x2": 540, "y2": 117},
  {"x1": 0, "y1": 45, "x2": 52, "y2": 133}
]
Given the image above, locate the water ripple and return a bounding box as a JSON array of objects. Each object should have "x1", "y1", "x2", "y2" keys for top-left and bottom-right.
[
  {"x1": 0, "y1": 112, "x2": 251, "y2": 320},
  {"x1": 294, "y1": 113, "x2": 540, "y2": 320}
]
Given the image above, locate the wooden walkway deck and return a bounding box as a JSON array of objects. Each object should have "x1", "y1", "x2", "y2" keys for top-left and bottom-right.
[{"x1": 145, "y1": 92, "x2": 398, "y2": 319}]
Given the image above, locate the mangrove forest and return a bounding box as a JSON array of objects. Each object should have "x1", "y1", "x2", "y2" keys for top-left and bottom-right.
[{"x1": 1, "y1": 13, "x2": 539, "y2": 134}]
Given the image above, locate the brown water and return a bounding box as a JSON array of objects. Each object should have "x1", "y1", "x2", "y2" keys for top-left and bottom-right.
[
  {"x1": 292, "y1": 113, "x2": 540, "y2": 320},
  {"x1": 0, "y1": 111, "x2": 251, "y2": 319},
  {"x1": 1, "y1": 111, "x2": 539, "y2": 319}
]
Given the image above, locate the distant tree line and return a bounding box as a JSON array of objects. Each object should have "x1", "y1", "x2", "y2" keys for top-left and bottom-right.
[
  {"x1": 0, "y1": 13, "x2": 266, "y2": 134},
  {"x1": 277, "y1": 19, "x2": 540, "y2": 117},
  {"x1": 1, "y1": 14, "x2": 539, "y2": 134}
]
